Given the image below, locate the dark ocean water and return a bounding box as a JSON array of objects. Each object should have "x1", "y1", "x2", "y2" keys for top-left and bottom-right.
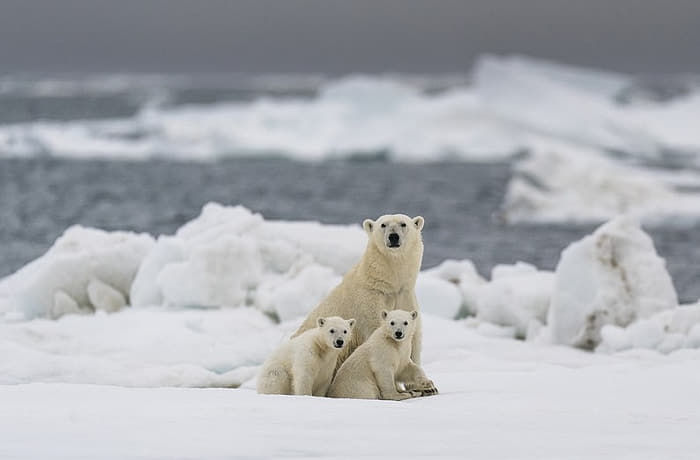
[{"x1": 1, "y1": 156, "x2": 698, "y2": 303}]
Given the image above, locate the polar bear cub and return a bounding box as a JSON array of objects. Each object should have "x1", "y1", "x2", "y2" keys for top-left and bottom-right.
[
  {"x1": 328, "y1": 309, "x2": 435, "y2": 400},
  {"x1": 257, "y1": 316, "x2": 355, "y2": 396}
]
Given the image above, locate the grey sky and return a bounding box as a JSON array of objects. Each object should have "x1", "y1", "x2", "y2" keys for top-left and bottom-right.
[{"x1": 1, "y1": 0, "x2": 699, "y2": 74}]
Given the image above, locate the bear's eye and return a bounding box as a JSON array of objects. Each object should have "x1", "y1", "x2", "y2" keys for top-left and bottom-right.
[
  {"x1": 403, "y1": 321, "x2": 408, "y2": 326},
  {"x1": 380, "y1": 223, "x2": 386, "y2": 228},
  {"x1": 401, "y1": 222, "x2": 406, "y2": 227},
  {"x1": 343, "y1": 330, "x2": 347, "y2": 334},
  {"x1": 390, "y1": 321, "x2": 395, "y2": 326},
  {"x1": 329, "y1": 329, "x2": 335, "y2": 334}
]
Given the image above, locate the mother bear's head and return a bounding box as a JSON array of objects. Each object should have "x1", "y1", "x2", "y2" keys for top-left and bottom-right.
[{"x1": 362, "y1": 214, "x2": 424, "y2": 256}]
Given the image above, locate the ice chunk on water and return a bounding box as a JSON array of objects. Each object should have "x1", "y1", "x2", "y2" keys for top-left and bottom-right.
[
  {"x1": 2, "y1": 226, "x2": 154, "y2": 320},
  {"x1": 128, "y1": 203, "x2": 364, "y2": 317},
  {"x1": 548, "y1": 216, "x2": 677, "y2": 349}
]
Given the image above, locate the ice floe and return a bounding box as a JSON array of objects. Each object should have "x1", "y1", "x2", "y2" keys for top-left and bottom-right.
[{"x1": 1, "y1": 204, "x2": 699, "y2": 387}]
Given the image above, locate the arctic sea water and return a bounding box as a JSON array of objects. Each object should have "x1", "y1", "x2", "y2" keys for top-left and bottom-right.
[{"x1": 1, "y1": 55, "x2": 700, "y2": 300}]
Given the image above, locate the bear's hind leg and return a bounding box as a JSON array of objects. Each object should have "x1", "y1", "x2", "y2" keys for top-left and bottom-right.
[{"x1": 257, "y1": 368, "x2": 291, "y2": 395}]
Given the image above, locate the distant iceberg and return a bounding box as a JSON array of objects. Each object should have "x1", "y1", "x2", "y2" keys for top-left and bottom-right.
[{"x1": 1, "y1": 55, "x2": 700, "y2": 223}]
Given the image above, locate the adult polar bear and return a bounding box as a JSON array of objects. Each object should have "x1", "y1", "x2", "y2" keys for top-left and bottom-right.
[{"x1": 293, "y1": 213, "x2": 426, "y2": 367}]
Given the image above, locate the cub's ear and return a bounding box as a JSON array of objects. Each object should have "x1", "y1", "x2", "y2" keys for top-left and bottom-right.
[
  {"x1": 362, "y1": 219, "x2": 375, "y2": 233},
  {"x1": 381, "y1": 310, "x2": 389, "y2": 320},
  {"x1": 413, "y1": 216, "x2": 425, "y2": 231},
  {"x1": 347, "y1": 318, "x2": 356, "y2": 328},
  {"x1": 317, "y1": 317, "x2": 325, "y2": 327},
  {"x1": 410, "y1": 310, "x2": 418, "y2": 320}
]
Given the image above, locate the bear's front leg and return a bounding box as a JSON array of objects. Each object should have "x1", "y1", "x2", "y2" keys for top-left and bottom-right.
[
  {"x1": 399, "y1": 361, "x2": 438, "y2": 396},
  {"x1": 291, "y1": 364, "x2": 314, "y2": 396},
  {"x1": 374, "y1": 366, "x2": 416, "y2": 401}
]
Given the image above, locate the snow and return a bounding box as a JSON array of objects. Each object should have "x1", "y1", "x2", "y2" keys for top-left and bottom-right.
[
  {"x1": 0, "y1": 307, "x2": 284, "y2": 387},
  {"x1": 548, "y1": 216, "x2": 678, "y2": 349},
  {"x1": 2, "y1": 315, "x2": 700, "y2": 459}
]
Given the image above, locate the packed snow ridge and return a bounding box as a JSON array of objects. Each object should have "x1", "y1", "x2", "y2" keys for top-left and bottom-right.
[
  {"x1": 1, "y1": 204, "x2": 698, "y2": 387},
  {"x1": 2, "y1": 55, "x2": 700, "y2": 223}
]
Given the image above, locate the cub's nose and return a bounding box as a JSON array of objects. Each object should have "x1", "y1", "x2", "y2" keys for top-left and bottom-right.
[
  {"x1": 334, "y1": 339, "x2": 344, "y2": 348},
  {"x1": 394, "y1": 331, "x2": 403, "y2": 339},
  {"x1": 388, "y1": 233, "x2": 400, "y2": 245}
]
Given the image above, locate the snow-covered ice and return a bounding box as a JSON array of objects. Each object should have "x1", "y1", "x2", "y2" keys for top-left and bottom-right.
[
  {"x1": 501, "y1": 139, "x2": 700, "y2": 224},
  {"x1": 548, "y1": 216, "x2": 678, "y2": 349},
  {"x1": 598, "y1": 302, "x2": 700, "y2": 354},
  {"x1": 2, "y1": 315, "x2": 700, "y2": 459},
  {"x1": 0, "y1": 226, "x2": 154, "y2": 321}
]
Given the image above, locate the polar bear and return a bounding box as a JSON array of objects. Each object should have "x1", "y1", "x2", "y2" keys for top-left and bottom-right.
[
  {"x1": 328, "y1": 309, "x2": 435, "y2": 400},
  {"x1": 293, "y1": 214, "x2": 425, "y2": 368},
  {"x1": 257, "y1": 316, "x2": 355, "y2": 396}
]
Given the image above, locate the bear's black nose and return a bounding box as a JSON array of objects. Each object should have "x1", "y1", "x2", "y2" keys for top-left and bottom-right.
[
  {"x1": 335, "y1": 339, "x2": 344, "y2": 348},
  {"x1": 395, "y1": 331, "x2": 403, "y2": 339},
  {"x1": 388, "y1": 233, "x2": 400, "y2": 246}
]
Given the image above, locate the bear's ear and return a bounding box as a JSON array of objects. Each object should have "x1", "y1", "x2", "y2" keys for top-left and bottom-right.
[
  {"x1": 362, "y1": 219, "x2": 375, "y2": 233},
  {"x1": 317, "y1": 317, "x2": 325, "y2": 327},
  {"x1": 381, "y1": 310, "x2": 388, "y2": 320},
  {"x1": 413, "y1": 216, "x2": 425, "y2": 231},
  {"x1": 348, "y1": 318, "x2": 356, "y2": 328},
  {"x1": 410, "y1": 310, "x2": 418, "y2": 320}
]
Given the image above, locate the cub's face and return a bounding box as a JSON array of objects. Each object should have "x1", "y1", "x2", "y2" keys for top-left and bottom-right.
[
  {"x1": 380, "y1": 309, "x2": 418, "y2": 342},
  {"x1": 362, "y1": 214, "x2": 424, "y2": 254},
  {"x1": 317, "y1": 316, "x2": 355, "y2": 349}
]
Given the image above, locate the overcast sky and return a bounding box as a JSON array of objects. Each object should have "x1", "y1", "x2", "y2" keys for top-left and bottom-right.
[{"x1": 1, "y1": 0, "x2": 699, "y2": 74}]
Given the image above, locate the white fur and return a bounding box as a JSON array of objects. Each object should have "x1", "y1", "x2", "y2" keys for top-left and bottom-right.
[
  {"x1": 328, "y1": 310, "x2": 435, "y2": 400},
  {"x1": 257, "y1": 316, "x2": 355, "y2": 396},
  {"x1": 293, "y1": 214, "x2": 425, "y2": 367}
]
